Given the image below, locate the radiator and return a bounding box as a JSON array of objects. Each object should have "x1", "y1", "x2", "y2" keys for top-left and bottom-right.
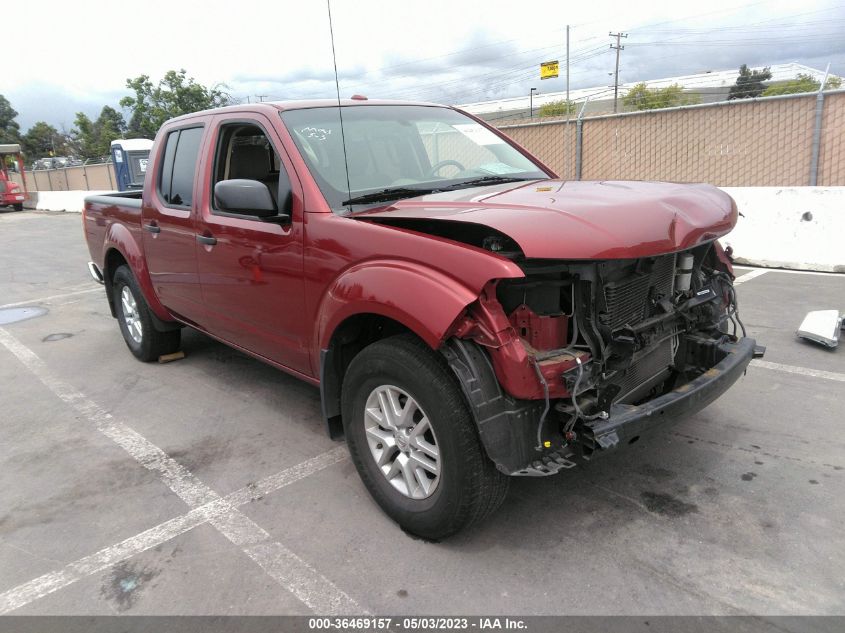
[
  {"x1": 600, "y1": 254, "x2": 676, "y2": 331},
  {"x1": 600, "y1": 253, "x2": 678, "y2": 403}
]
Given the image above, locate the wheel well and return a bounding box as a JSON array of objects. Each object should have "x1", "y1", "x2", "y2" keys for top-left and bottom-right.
[
  {"x1": 320, "y1": 314, "x2": 414, "y2": 439},
  {"x1": 103, "y1": 249, "x2": 129, "y2": 317}
]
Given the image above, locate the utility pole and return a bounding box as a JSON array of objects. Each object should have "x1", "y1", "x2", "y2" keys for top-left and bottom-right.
[
  {"x1": 609, "y1": 31, "x2": 627, "y2": 113},
  {"x1": 530, "y1": 87, "x2": 538, "y2": 118},
  {"x1": 566, "y1": 24, "x2": 570, "y2": 108}
]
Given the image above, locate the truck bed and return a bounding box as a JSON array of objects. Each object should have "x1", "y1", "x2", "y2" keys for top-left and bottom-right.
[
  {"x1": 84, "y1": 190, "x2": 143, "y2": 208},
  {"x1": 83, "y1": 191, "x2": 145, "y2": 270}
]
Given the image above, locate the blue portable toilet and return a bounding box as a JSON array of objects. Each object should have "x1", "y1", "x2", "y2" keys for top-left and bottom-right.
[{"x1": 110, "y1": 139, "x2": 154, "y2": 191}]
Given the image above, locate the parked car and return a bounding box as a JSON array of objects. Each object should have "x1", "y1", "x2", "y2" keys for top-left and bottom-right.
[
  {"x1": 82, "y1": 100, "x2": 762, "y2": 538},
  {"x1": 31, "y1": 156, "x2": 82, "y2": 170}
]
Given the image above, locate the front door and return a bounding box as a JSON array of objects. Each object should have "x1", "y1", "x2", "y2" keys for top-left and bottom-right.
[{"x1": 194, "y1": 114, "x2": 309, "y2": 374}]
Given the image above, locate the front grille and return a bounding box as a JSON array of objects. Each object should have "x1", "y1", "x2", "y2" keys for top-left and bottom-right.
[{"x1": 600, "y1": 254, "x2": 676, "y2": 330}]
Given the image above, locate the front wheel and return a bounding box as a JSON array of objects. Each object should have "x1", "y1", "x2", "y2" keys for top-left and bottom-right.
[
  {"x1": 341, "y1": 334, "x2": 509, "y2": 539},
  {"x1": 112, "y1": 265, "x2": 180, "y2": 361}
]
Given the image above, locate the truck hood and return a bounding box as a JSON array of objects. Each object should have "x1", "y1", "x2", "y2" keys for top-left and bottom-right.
[{"x1": 356, "y1": 180, "x2": 737, "y2": 259}]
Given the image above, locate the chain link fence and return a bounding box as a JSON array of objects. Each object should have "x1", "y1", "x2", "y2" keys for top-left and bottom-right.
[
  {"x1": 493, "y1": 89, "x2": 845, "y2": 187},
  {"x1": 13, "y1": 160, "x2": 116, "y2": 192},
  {"x1": 17, "y1": 91, "x2": 844, "y2": 193}
]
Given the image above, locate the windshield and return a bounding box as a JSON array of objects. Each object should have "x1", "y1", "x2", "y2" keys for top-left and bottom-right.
[{"x1": 280, "y1": 105, "x2": 547, "y2": 210}]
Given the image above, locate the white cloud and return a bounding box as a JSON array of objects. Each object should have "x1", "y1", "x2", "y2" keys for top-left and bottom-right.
[{"x1": 3, "y1": 0, "x2": 843, "y2": 129}]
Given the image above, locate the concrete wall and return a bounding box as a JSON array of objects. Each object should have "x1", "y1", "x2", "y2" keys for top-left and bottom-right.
[
  {"x1": 722, "y1": 186, "x2": 845, "y2": 273},
  {"x1": 23, "y1": 190, "x2": 110, "y2": 213}
]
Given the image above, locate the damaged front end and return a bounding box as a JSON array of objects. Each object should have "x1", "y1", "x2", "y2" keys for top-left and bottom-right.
[{"x1": 442, "y1": 241, "x2": 763, "y2": 476}]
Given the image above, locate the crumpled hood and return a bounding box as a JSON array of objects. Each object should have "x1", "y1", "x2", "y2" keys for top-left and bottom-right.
[{"x1": 357, "y1": 180, "x2": 737, "y2": 259}]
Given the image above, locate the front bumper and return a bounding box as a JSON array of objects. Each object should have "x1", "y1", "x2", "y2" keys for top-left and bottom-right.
[
  {"x1": 444, "y1": 336, "x2": 760, "y2": 477},
  {"x1": 579, "y1": 337, "x2": 759, "y2": 456}
]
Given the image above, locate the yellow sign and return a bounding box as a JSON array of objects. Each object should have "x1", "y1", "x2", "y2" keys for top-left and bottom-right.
[{"x1": 540, "y1": 60, "x2": 559, "y2": 80}]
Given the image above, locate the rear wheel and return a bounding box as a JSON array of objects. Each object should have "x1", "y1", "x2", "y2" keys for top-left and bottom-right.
[
  {"x1": 13, "y1": 203, "x2": 23, "y2": 212},
  {"x1": 341, "y1": 334, "x2": 509, "y2": 539},
  {"x1": 112, "y1": 265, "x2": 180, "y2": 361}
]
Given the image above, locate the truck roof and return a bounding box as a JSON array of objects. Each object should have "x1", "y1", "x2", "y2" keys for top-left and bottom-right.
[{"x1": 165, "y1": 99, "x2": 448, "y2": 125}]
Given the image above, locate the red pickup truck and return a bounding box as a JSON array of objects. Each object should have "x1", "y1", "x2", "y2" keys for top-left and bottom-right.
[
  {"x1": 1, "y1": 143, "x2": 27, "y2": 211},
  {"x1": 83, "y1": 100, "x2": 761, "y2": 538}
]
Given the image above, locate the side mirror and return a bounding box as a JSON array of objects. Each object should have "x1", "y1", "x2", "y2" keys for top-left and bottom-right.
[{"x1": 214, "y1": 179, "x2": 277, "y2": 218}]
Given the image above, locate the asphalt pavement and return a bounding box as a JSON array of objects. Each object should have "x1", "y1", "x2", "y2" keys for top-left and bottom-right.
[{"x1": 0, "y1": 209, "x2": 843, "y2": 616}]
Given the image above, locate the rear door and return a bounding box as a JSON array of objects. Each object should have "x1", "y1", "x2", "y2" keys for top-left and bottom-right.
[
  {"x1": 193, "y1": 112, "x2": 309, "y2": 375},
  {"x1": 141, "y1": 123, "x2": 207, "y2": 325}
]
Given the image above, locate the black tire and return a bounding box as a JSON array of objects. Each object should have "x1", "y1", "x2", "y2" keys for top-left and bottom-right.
[
  {"x1": 112, "y1": 265, "x2": 180, "y2": 362},
  {"x1": 13, "y1": 203, "x2": 23, "y2": 212},
  {"x1": 341, "y1": 334, "x2": 509, "y2": 539}
]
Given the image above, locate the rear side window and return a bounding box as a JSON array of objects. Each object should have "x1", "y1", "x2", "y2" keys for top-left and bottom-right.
[
  {"x1": 158, "y1": 126, "x2": 203, "y2": 207},
  {"x1": 158, "y1": 132, "x2": 178, "y2": 202}
]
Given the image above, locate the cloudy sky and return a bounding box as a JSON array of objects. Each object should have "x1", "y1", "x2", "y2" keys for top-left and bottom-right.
[{"x1": 4, "y1": 0, "x2": 845, "y2": 131}]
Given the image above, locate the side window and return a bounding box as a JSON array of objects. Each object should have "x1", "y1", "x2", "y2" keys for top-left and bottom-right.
[
  {"x1": 157, "y1": 126, "x2": 203, "y2": 207},
  {"x1": 158, "y1": 131, "x2": 178, "y2": 203},
  {"x1": 169, "y1": 127, "x2": 203, "y2": 207},
  {"x1": 211, "y1": 122, "x2": 287, "y2": 214}
]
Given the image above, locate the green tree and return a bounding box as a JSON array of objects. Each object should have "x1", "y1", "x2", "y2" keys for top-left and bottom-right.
[
  {"x1": 622, "y1": 83, "x2": 700, "y2": 111},
  {"x1": 728, "y1": 64, "x2": 772, "y2": 100},
  {"x1": 762, "y1": 73, "x2": 842, "y2": 96},
  {"x1": 120, "y1": 69, "x2": 232, "y2": 138},
  {"x1": 0, "y1": 94, "x2": 21, "y2": 144},
  {"x1": 538, "y1": 99, "x2": 576, "y2": 117},
  {"x1": 73, "y1": 106, "x2": 127, "y2": 159},
  {"x1": 21, "y1": 122, "x2": 71, "y2": 159}
]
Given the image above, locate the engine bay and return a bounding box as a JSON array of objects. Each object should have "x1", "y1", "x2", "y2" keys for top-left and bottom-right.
[{"x1": 445, "y1": 239, "x2": 747, "y2": 472}]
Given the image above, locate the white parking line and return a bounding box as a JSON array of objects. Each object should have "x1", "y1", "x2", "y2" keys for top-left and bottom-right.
[
  {"x1": 0, "y1": 326, "x2": 360, "y2": 615},
  {"x1": 734, "y1": 265, "x2": 845, "y2": 278},
  {"x1": 0, "y1": 449, "x2": 348, "y2": 615},
  {"x1": 733, "y1": 269, "x2": 769, "y2": 285},
  {"x1": 0, "y1": 287, "x2": 101, "y2": 309},
  {"x1": 751, "y1": 359, "x2": 845, "y2": 383}
]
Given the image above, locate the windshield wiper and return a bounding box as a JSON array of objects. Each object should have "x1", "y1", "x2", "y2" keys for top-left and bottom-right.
[
  {"x1": 341, "y1": 176, "x2": 538, "y2": 206},
  {"x1": 342, "y1": 186, "x2": 439, "y2": 206},
  {"x1": 441, "y1": 175, "x2": 537, "y2": 190}
]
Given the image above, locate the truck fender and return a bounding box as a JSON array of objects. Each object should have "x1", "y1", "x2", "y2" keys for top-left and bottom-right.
[
  {"x1": 102, "y1": 223, "x2": 172, "y2": 324},
  {"x1": 316, "y1": 260, "x2": 479, "y2": 354},
  {"x1": 315, "y1": 260, "x2": 480, "y2": 437}
]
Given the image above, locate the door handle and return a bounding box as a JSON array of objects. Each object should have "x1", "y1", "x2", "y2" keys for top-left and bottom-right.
[
  {"x1": 143, "y1": 222, "x2": 160, "y2": 233},
  {"x1": 196, "y1": 234, "x2": 217, "y2": 246}
]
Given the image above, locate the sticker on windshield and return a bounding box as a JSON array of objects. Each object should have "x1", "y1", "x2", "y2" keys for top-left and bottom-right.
[
  {"x1": 138, "y1": 158, "x2": 148, "y2": 173},
  {"x1": 300, "y1": 126, "x2": 333, "y2": 141},
  {"x1": 452, "y1": 123, "x2": 505, "y2": 146},
  {"x1": 478, "y1": 162, "x2": 516, "y2": 175}
]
